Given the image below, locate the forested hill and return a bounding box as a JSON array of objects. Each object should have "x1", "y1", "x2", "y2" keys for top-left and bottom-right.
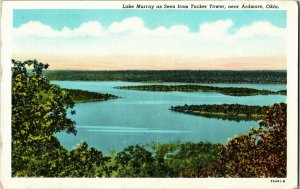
[{"x1": 44, "y1": 70, "x2": 287, "y2": 84}]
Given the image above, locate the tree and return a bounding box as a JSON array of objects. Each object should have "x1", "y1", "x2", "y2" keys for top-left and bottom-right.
[
  {"x1": 115, "y1": 145, "x2": 156, "y2": 177},
  {"x1": 213, "y1": 103, "x2": 287, "y2": 177},
  {"x1": 12, "y1": 59, "x2": 76, "y2": 176},
  {"x1": 12, "y1": 59, "x2": 114, "y2": 177},
  {"x1": 64, "y1": 141, "x2": 110, "y2": 177}
]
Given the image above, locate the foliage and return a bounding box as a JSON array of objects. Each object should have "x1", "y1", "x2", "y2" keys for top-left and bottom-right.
[
  {"x1": 277, "y1": 90, "x2": 287, "y2": 95},
  {"x1": 212, "y1": 103, "x2": 287, "y2": 177},
  {"x1": 114, "y1": 142, "x2": 220, "y2": 177},
  {"x1": 12, "y1": 60, "x2": 77, "y2": 137},
  {"x1": 12, "y1": 59, "x2": 77, "y2": 176},
  {"x1": 11, "y1": 59, "x2": 111, "y2": 177},
  {"x1": 62, "y1": 88, "x2": 118, "y2": 103},
  {"x1": 45, "y1": 70, "x2": 287, "y2": 84},
  {"x1": 115, "y1": 145, "x2": 156, "y2": 177},
  {"x1": 12, "y1": 136, "x2": 70, "y2": 177},
  {"x1": 151, "y1": 142, "x2": 220, "y2": 177},
  {"x1": 63, "y1": 142, "x2": 110, "y2": 177},
  {"x1": 170, "y1": 104, "x2": 270, "y2": 121},
  {"x1": 116, "y1": 85, "x2": 285, "y2": 96}
]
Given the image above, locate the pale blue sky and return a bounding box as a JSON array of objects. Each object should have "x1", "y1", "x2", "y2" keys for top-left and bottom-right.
[
  {"x1": 14, "y1": 9, "x2": 286, "y2": 31},
  {"x1": 13, "y1": 10, "x2": 287, "y2": 70}
]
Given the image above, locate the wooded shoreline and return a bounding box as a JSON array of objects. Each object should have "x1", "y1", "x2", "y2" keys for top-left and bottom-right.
[
  {"x1": 45, "y1": 70, "x2": 287, "y2": 84},
  {"x1": 170, "y1": 104, "x2": 270, "y2": 121},
  {"x1": 63, "y1": 88, "x2": 119, "y2": 103},
  {"x1": 116, "y1": 85, "x2": 286, "y2": 96}
]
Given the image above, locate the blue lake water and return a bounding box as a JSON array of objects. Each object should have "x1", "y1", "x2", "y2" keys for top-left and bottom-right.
[{"x1": 52, "y1": 81, "x2": 286, "y2": 154}]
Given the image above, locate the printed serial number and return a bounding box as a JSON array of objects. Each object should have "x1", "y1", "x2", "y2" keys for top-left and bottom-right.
[{"x1": 271, "y1": 179, "x2": 285, "y2": 183}]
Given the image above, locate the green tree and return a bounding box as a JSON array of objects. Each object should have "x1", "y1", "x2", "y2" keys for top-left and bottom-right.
[
  {"x1": 115, "y1": 145, "x2": 156, "y2": 177},
  {"x1": 12, "y1": 59, "x2": 77, "y2": 176},
  {"x1": 213, "y1": 103, "x2": 287, "y2": 177},
  {"x1": 63, "y1": 141, "x2": 110, "y2": 177},
  {"x1": 12, "y1": 59, "x2": 114, "y2": 177}
]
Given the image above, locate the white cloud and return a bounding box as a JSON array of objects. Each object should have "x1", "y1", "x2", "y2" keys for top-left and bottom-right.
[
  {"x1": 169, "y1": 25, "x2": 190, "y2": 36},
  {"x1": 15, "y1": 21, "x2": 58, "y2": 38},
  {"x1": 199, "y1": 19, "x2": 233, "y2": 38},
  {"x1": 72, "y1": 21, "x2": 104, "y2": 37},
  {"x1": 13, "y1": 18, "x2": 286, "y2": 58},
  {"x1": 14, "y1": 20, "x2": 104, "y2": 38},
  {"x1": 235, "y1": 21, "x2": 285, "y2": 38},
  {"x1": 108, "y1": 17, "x2": 148, "y2": 34}
]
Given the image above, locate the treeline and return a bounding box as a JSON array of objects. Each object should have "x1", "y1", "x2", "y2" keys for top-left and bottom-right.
[
  {"x1": 12, "y1": 60, "x2": 287, "y2": 178},
  {"x1": 63, "y1": 88, "x2": 118, "y2": 103},
  {"x1": 277, "y1": 90, "x2": 287, "y2": 95},
  {"x1": 170, "y1": 104, "x2": 270, "y2": 121},
  {"x1": 112, "y1": 142, "x2": 221, "y2": 177},
  {"x1": 116, "y1": 85, "x2": 286, "y2": 96},
  {"x1": 45, "y1": 70, "x2": 287, "y2": 84}
]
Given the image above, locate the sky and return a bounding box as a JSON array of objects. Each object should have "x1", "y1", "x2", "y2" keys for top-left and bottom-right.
[{"x1": 13, "y1": 10, "x2": 287, "y2": 70}]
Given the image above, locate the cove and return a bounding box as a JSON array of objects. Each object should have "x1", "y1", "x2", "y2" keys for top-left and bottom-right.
[{"x1": 53, "y1": 81, "x2": 286, "y2": 154}]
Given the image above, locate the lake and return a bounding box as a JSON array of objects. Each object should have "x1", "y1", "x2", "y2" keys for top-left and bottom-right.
[{"x1": 52, "y1": 81, "x2": 286, "y2": 154}]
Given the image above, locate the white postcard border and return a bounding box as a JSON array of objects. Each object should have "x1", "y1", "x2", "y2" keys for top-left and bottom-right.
[{"x1": 0, "y1": 1, "x2": 298, "y2": 189}]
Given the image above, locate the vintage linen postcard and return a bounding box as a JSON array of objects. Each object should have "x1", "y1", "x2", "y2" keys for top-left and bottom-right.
[{"x1": 0, "y1": 0, "x2": 298, "y2": 188}]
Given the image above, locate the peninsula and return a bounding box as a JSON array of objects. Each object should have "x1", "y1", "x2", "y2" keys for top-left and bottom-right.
[
  {"x1": 63, "y1": 88, "x2": 119, "y2": 103},
  {"x1": 170, "y1": 104, "x2": 270, "y2": 121},
  {"x1": 116, "y1": 85, "x2": 286, "y2": 96}
]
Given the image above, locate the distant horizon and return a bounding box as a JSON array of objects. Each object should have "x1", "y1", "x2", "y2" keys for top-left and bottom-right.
[
  {"x1": 13, "y1": 55, "x2": 287, "y2": 71},
  {"x1": 43, "y1": 69, "x2": 287, "y2": 72}
]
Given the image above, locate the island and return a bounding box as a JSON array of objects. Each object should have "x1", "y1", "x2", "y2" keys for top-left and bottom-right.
[
  {"x1": 115, "y1": 85, "x2": 286, "y2": 96},
  {"x1": 170, "y1": 104, "x2": 270, "y2": 121},
  {"x1": 63, "y1": 88, "x2": 119, "y2": 103}
]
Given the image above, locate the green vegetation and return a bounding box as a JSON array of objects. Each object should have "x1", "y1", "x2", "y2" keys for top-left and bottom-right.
[
  {"x1": 148, "y1": 142, "x2": 221, "y2": 177},
  {"x1": 12, "y1": 59, "x2": 76, "y2": 176},
  {"x1": 213, "y1": 103, "x2": 287, "y2": 177},
  {"x1": 12, "y1": 59, "x2": 286, "y2": 177},
  {"x1": 170, "y1": 104, "x2": 270, "y2": 121},
  {"x1": 63, "y1": 88, "x2": 118, "y2": 103},
  {"x1": 116, "y1": 85, "x2": 285, "y2": 96},
  {"x1": 277, "y1": 90, "x2": 287, "y2": 95},
  {"x1": 113, "y1": 142, "x2": 220, "y2": 177},
  {"x1": 45, "y1": 70, "x2": 286, "y2": 84}
]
